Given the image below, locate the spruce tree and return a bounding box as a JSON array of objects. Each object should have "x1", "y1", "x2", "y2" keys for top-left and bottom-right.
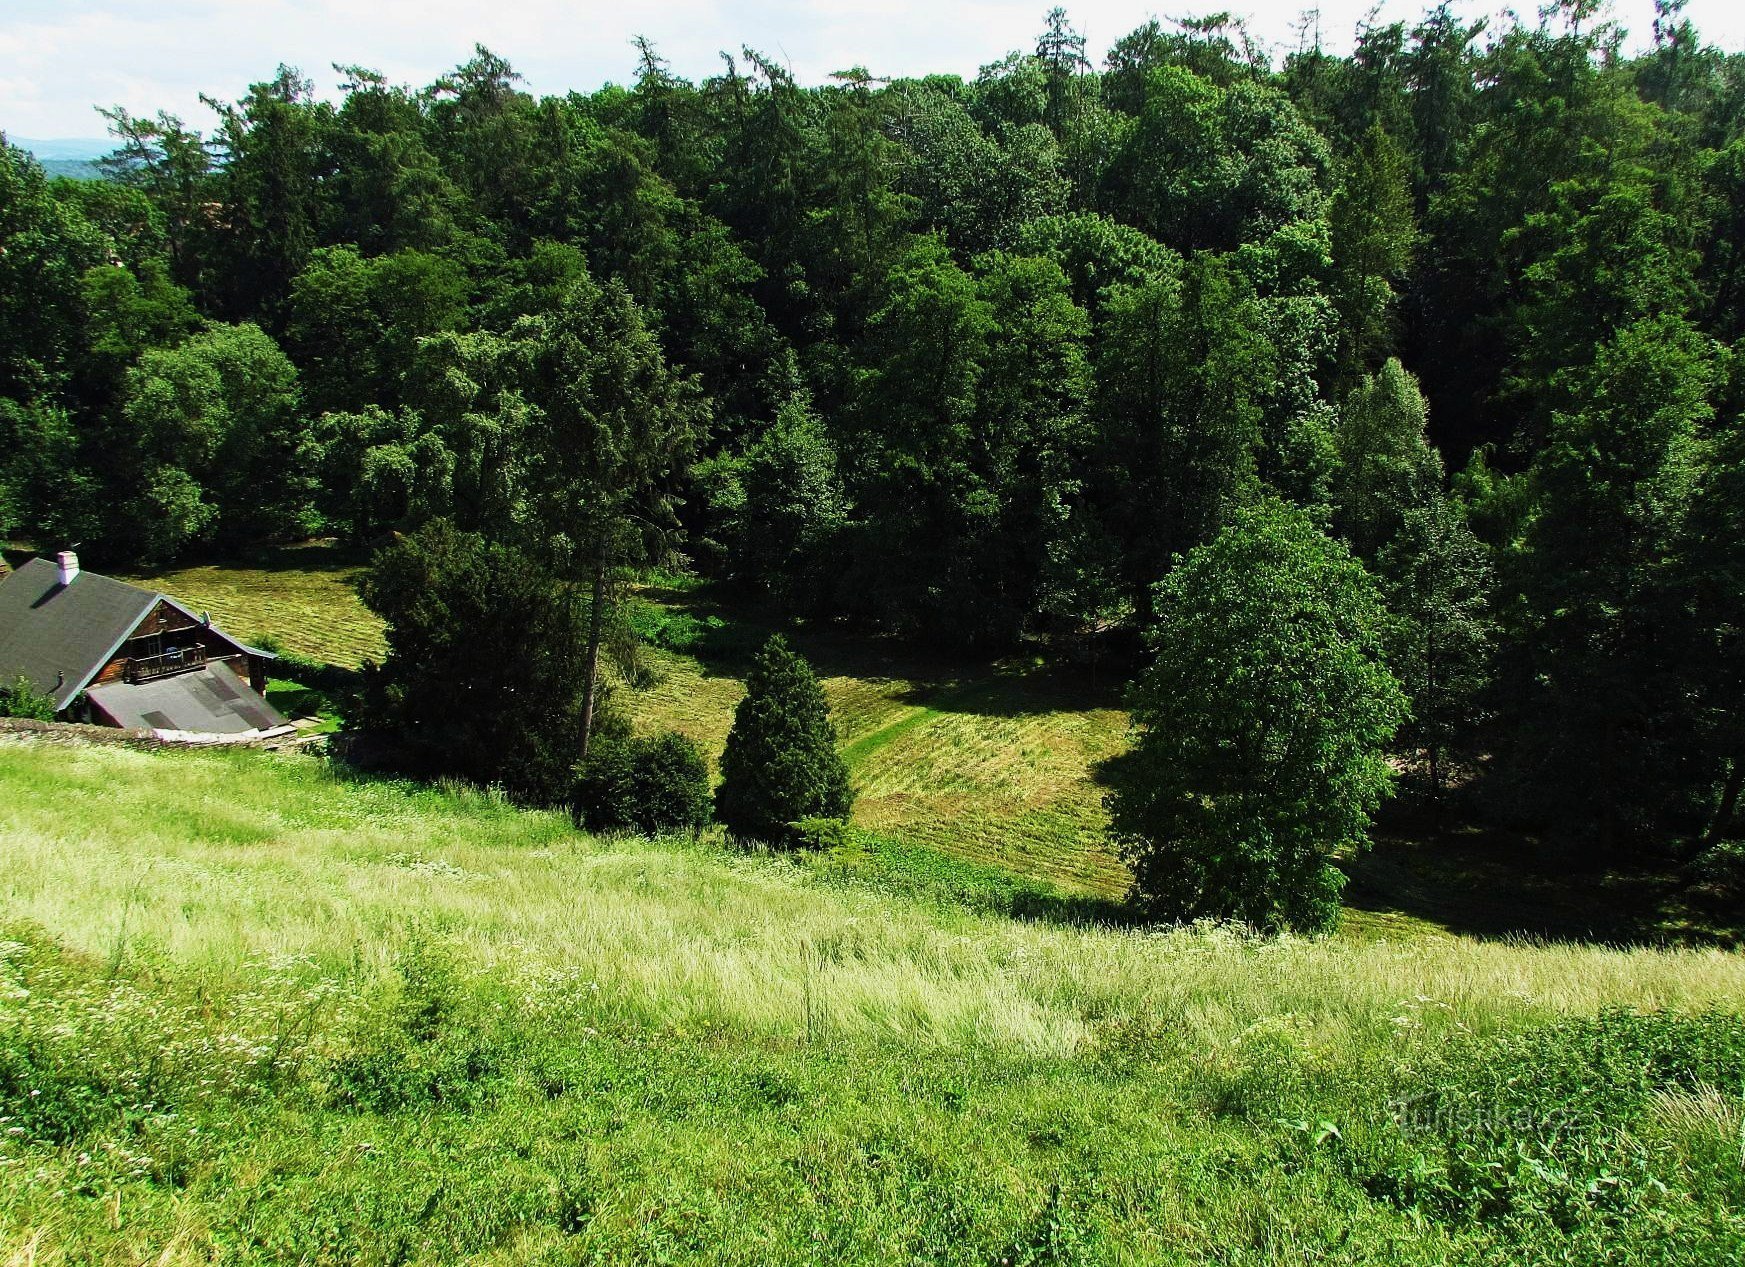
[{"x1": 715, "y1": 635, "x2": 853, "y2": 844}]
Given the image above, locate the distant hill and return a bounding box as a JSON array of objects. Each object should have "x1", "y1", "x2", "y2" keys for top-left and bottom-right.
[
  {"x1": 39, "y1": 158, "x2": 105, "y2": 181},
  {"x1": 9, "y1": 136, "x2": 113, "y2": 161}
]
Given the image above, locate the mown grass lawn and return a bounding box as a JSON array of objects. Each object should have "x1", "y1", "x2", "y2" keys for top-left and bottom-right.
[
  {"x1": 126, "y1": 542, "x2": 387, "y2": 669},
  {"x1": 2, "y1": 737, "x2": 1742, "y2": 1265}
]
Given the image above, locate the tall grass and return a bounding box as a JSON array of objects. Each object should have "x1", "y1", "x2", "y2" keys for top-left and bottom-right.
[
  {"x1": 4, "y1": 737, "x2": 1743, "y2": 1264},
  {"x1": 3, "y1": 740, "x2": 1740, "y2": 1059}
]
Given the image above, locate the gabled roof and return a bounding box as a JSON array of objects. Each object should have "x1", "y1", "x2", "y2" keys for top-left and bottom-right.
[
  {"x1": 0, "y1": 559, "x2": 158, "y2": 709},
  {"x1": 86, "y1": 660, "x2": 289, "y2": 736},
  {"x1": 0, "y1": 557, "x2": 274, "y2": 710}
]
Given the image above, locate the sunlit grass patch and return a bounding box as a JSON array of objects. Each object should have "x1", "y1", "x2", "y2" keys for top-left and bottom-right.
[
  {"x1": 5, "y1": 737, "x2": 1745, "y2": 1265},
  {"x1": 125, "y1": 542, "x2": 386, "y2": 669}
]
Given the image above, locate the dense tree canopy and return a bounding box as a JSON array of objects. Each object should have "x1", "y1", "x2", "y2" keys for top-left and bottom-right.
[
  {"x1": 4, "y1": 2, "x2": 1745, "y2": 873},
  {"x1": 357, "y1": 519, "x2": 595, "y2": 804}
]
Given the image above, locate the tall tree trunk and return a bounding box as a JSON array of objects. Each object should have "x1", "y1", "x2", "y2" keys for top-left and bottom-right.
[
  {"x1": 1700, "y1": 745, "x2": 1745, "y2": 853},
  {"x1": 578, "y1": 541, "x2": 608, "y2": 763}
]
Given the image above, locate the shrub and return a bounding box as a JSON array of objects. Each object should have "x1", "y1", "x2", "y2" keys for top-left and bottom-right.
[
  {"x1": 0, "y1": 674, "x2": 56, "y2": 720},
  {"x1": 624, "y1": 600, "x2": 724, "y2": 655},
  {"x1": 572, "y1": 730, "x2": 711, "y2": 836},
  {"x1": 715, "y1": 635, "x2": 853, "y2": 845}
]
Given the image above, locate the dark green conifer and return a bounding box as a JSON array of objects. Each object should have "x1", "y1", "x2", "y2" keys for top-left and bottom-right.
[{"x1": 715, "y1": 635, "x2": 852, "y2": 844}]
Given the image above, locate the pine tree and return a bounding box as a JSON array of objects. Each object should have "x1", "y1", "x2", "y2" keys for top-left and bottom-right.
[{"x1": 715, "y1": 635, "x2": 853, "y2": 844}]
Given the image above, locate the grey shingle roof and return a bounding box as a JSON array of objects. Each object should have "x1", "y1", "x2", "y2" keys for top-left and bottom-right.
[
  {"x1": 0, "y1": 559, "x2": 158, "y2": 709},
  {"x1": 86, "y1": 660, "x2": 289, "y2": 736}
]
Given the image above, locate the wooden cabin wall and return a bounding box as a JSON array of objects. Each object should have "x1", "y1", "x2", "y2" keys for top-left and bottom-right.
[{"x1": 95, "y1": 600, "x2": 267, "y2": 688}]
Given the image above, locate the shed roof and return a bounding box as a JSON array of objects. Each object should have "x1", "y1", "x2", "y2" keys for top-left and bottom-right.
[
  {"x1": 0, "y1": 559, "x2": 158, "y2": 708},
  {"x1": 85, "y1": 660, "x2": 289, "y2": 736}
]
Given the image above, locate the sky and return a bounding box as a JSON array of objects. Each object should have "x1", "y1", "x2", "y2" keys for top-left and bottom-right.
[{"x1": 3, "y1": 0, "x2": 1744, "y2": 141}]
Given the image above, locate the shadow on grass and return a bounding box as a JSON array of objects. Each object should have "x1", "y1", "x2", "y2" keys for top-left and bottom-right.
[
  {"x1": 1340, "y1": 800, "x2": 1722, "y2": 947},
  {"x1": 220, "y1": 539, "x2": 376, "y2": 576},
  {"x1": 640, "y1": 578, "x2": 1129, "y2": 716},
  {"x1": 793, "y1": 827, "x2": 1140, "y2": 930}
]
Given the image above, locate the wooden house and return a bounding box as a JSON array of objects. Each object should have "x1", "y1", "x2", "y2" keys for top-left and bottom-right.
[{"x1": 0, "y1": 551, "x2": 292, "y2": 740}]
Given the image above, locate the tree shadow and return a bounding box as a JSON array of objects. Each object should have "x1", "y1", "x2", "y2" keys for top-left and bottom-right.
[
  {"x1": 1340, "y1": 804, "x2": 1713, "y2": 946},
  {"x1": 1006, "y1": 885, "x2": 1140, "y2": 929},
  {"x1": 643, "y1": 578, "x2": 1129, "y2": 716},
  {"x1": 207, "y1": 539, "x2": 375, "y2": 576}
]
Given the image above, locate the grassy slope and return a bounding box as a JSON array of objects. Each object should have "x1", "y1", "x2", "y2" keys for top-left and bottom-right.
[
  {"x1": 128, "y1": 551, "x2": 1134, "y2": 897},
  {"x1": 3, "y1": 737, "x2": 1744, "y2": 1264},
  {"x1": 126, "y1": 544, "x2": 387, "y2": 669},
  {"x1": 119, "y1": 553, "x2": 1710, "y2": 940},
  {"x1": 634, "y1": 638, "x2": 1131, "y2": 896}
]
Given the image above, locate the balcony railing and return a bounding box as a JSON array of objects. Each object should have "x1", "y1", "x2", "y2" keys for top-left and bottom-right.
[{"x1": 125, "y1": 645, "x2": 206, "y2": 684}]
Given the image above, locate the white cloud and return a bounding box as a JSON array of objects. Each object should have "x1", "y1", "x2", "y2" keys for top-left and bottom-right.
[{"x1": 3, "y1": 0, "x2": 1742, "y2": 138}]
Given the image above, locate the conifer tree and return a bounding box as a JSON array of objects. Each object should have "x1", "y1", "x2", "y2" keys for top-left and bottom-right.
[{"x1": 715, "y1": 635, "x2": 853, "y2": 844}]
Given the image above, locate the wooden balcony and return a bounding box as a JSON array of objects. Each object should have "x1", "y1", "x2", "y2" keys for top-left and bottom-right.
[{"x1": 125, "y1": 645, "x2": 206, "y2": 684}]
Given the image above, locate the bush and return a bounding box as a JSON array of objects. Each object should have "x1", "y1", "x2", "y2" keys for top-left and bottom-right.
[
  {"x1": 572, "y1": 730, "x2": 711, "y2": 836},
  {"x1": 715, "y1": 635, "x2": 852, "y2": 845},
  {"x1": 249, "y1": 634, "x2": 360, "y2": 695},
  {"x1": 0, "y1": 674, "x2": 56, "y2": 720},
  {"x1": 624, "y1": 600, "x2": 725, "y2": 655}
]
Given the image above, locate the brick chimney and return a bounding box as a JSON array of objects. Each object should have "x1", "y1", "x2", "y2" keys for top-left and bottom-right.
[{"x1": 55, "y1": 550, "x2": 80, "y2": 586}]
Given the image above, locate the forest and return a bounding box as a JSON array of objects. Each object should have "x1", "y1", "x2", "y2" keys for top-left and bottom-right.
[{"x1": 3, "y1": 1, "x2": 1744, "y2": 921}]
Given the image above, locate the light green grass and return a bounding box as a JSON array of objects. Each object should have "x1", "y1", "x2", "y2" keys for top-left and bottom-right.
[
  {"x1": 3, "y1": 737, "x2": 1743, "y2": 1264},
  {"x1": 2, "y1": 739, "x2": 1739, "y2": 1058},
  {"x1": 627, "y1": 636, "x2": 1133, "y2": 897}
]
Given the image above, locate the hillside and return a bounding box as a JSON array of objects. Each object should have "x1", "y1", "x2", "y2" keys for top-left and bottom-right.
[
  {"x1": 3, "y1": 735, "x2": 1744, "y2": 1264},
  {"x1": 119, "y1": 549, "x2": 1724, "y2": 943},
  {"x1": 128, "y1": 550, "x2": 1133, "y2": 897}
]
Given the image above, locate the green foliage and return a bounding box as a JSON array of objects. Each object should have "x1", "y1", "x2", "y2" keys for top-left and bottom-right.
[
  {"x1": 0, "y1": 142, "x2": 107, "y2": 401},
  {"x1": 115, "y1": 319, "x2": 310, "y2": 559},
  {"x1": 1109, "y1": 501, "x2": 1407, "y2": 932},
  {"x1": 730, "y1": 392, "x2": 847, "y2": 611},
  {"x1": 357, "y1": 519, "x2": 593, "y2": 804},
  {"x1": 1334, "y1": 360, "x2": 1492, "y2": 787},
  {"x1": 0, "y1": 675, "x2": 56, "y2": 721},
  {"x1": 0, "y1": 398, "x2": 97, "y2": 543},
  {"x1": 1328, "y1": 124, "x2": 1416, "y2": 382},
  {"x1": 1090, "y1": 254, "x2": 1271, "y2": 618},
  {"x1": 1504, "y1": 315, "x2": 1720, "y2": 845},
  {"x1": 572, "y1": 729, "x2": 711, "y2": 837},
  {"x1": 716, "y1": 635, "x2": 853, "y2": 844},
  {"x1": 1108, "y1": 66, "x2": 1333, "y2": 254},
  {"x1": 285, "y1": 245, "x2": 467, "y2": 416},
  {"x1": 623, "y1": 599, "x2": 726, "y2": 655},
  {"x1": 1351, "y1": 1008, "x2": 1745, "y2": 1241}
]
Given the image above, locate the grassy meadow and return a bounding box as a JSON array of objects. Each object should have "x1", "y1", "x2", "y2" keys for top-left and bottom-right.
[
  {"x1": 129, "y1": 551, "x2": 1134, "y2": 897},
  {"x1": 3, "y1": 736, "x2": 1745, "y2": 1264}
]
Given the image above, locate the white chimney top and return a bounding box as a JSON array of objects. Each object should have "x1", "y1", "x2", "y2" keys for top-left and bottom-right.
[{"x1": 55, "y1": 550, "x2": 80, "y2": 586}]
